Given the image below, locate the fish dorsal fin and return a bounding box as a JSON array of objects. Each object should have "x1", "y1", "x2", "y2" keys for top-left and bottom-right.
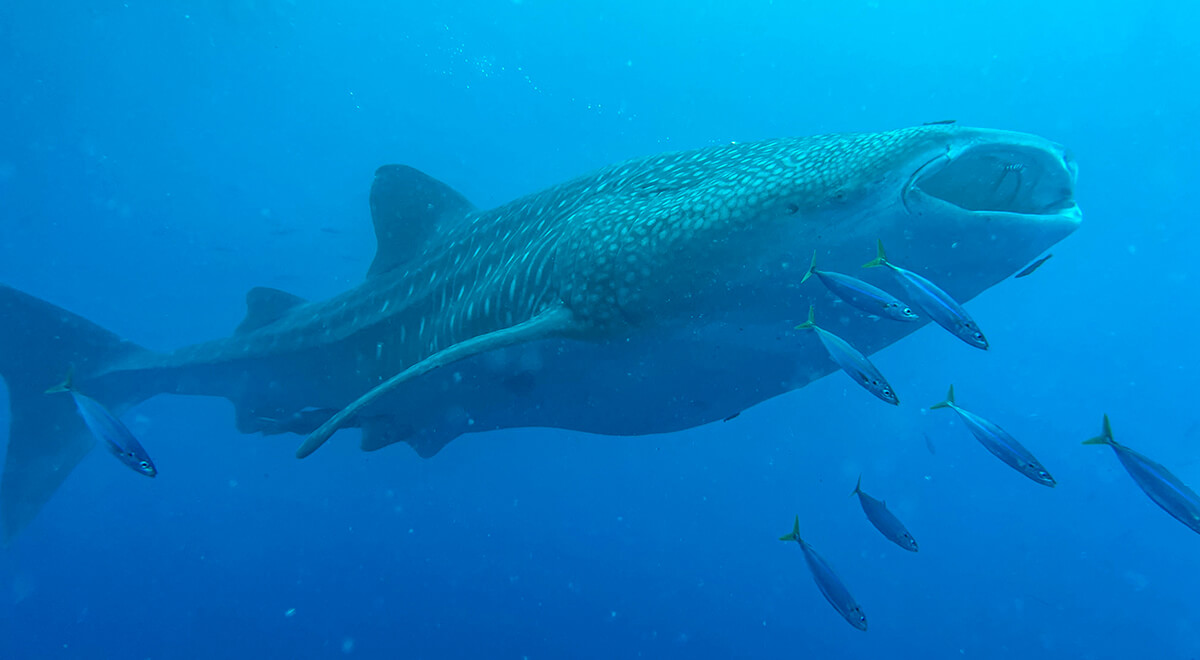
[
  {"x1": 236, "y1": 287, "x2": 307, "y2": 334},
  {"x1": 367, "y1": 165, "x2": 476, "y2": 278}
]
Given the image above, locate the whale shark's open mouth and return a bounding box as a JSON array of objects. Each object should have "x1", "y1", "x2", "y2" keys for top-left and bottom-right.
[{"x1": 908, "y1": 142, "x2": 1078, "y2": 218}]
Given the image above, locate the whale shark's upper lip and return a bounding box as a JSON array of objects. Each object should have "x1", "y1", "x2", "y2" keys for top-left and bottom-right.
[{"x1": 904, "y1": 138, "x2": 1079, "y2": 218}]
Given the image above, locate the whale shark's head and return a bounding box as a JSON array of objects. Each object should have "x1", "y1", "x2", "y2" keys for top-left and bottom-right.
[{"x1": 564, "y1": 125, "x2": 1080, "y2": 328}]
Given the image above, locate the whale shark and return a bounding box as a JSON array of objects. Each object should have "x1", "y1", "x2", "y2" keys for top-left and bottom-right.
[{"x1": 0, "y1": 124, "x2": 1081, "y2": 539}]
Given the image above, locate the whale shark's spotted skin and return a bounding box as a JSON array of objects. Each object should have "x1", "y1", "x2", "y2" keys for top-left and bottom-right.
[{"x1": 0, "y1": 124, "x2": 1081, "y2": 537}]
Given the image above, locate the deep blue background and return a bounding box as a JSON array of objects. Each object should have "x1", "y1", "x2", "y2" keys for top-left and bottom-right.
[{"x1": 2, "y1": 1, "x2": 1198, "y2": 658}]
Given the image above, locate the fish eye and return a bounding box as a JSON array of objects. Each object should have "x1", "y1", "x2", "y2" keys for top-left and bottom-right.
[
  {"x1": 883, "y1": 388, "x2": 892, "y2": 396},
  {"x1": 973, "y1": 332, "x2": 983, "y2": 339},
  {"x1": 139, "y1": 461, "x2": 150, "y2": 470},
  {"x1": 904, "y1": 308, "x2": 914, "y2": 315}
]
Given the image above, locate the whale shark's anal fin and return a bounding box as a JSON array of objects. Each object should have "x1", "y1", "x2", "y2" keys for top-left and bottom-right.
[
  {"x1": 295, "y1": 305, "x2": 578, "y2": 459},
  {"x1": 368, "y1": 165, "x2": 477, "y2": 278},
  {"x1": 360, "y1": 418, "x2": 456, "y2": 458}
]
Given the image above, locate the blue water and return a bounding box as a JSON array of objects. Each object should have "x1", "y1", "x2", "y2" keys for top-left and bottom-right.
[{"x1": 1, "y1": 1, "x2": 1198, "y2": 658}]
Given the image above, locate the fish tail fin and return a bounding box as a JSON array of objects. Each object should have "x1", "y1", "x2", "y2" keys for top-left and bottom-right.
[
  {"x1": 0, "y1": 285, "x2": 158, "y2": 541},
  {"x1": 779, "y1": 515, "x2": 801, "y2": 542},
  {"x1": 862, "y1": 239, "x2": 888, "y2": 268},
  {"x1": 800, "y1": 251, "x2": 818, "y2": 284},
  {"x1": 44, "y1": 366, "x2": 76, "y2": 394},
  {"x1": 1083, "y1": 414, "x2": 1115, "y2": 446},
  {"x1": 793, "y1": 305, "x2": 817, "y2": 331},
  {"x1": 851, "y1": 474, "x2": 862, "y2": 497},
  {"x1": 929, "y1": 384, "x2": 955, "y2": 410}
]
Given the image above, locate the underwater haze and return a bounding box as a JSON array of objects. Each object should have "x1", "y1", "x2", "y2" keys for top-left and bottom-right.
[{"x1": 1, "y1": 1, "x2": 1198, "y2": 658}]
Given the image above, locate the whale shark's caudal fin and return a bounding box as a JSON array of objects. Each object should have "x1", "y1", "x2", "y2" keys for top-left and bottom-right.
[{"x1": 0, "y1": 285, "x2": 156, "y2": 541}]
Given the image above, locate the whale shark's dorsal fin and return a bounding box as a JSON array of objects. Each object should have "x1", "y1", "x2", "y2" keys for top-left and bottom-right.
[
  {"x1": 368, "y1": 165, "x2": 477, "y2": 278},
  {"x1": 236, "y1": 286, "x2": 307, "y2": 334}
]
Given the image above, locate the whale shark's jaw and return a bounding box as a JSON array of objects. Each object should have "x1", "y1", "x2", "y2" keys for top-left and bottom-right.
[{"x1": 884, "y1": 128, "x2": 1082, "y2": 286}]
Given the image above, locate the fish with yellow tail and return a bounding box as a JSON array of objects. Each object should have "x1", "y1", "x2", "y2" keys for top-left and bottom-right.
[
  {"x1": 779, "y1": 516, "x2": 868, "y2": 631},
  {"x1": 795, "y1": 306, "x2": 899, "y2": 405},
  {"x1": 1084, "y1": 415, "x2": 1200, "y2": 536},
  {"x1": 46, "y1": 370, "x2": 157, "y2": 478},
  {"x1": 930, "y1": 386, "x2": 1054, "y2": 487},
  {"x1": 863, "y1": 240, "x2": 988, "y2": 349}
]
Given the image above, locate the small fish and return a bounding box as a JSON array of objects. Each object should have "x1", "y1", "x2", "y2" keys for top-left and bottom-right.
[
  {"x1": 1083, "y1": 415, "x2": 1200, "y2": 536},
  {"x1": 1014, "y1": 253, "x2": 1053, "y2": 279},
  {"x1": 722, "y1": 411, "x2": 741, "y2": 422},
  {"x1": 794, "y1": 305, "x2": 899, "y2": 405},
  {"x1": 930, "y1": 386, "x2": 1054, "y2": 487},
  {"x1": 923, "y1": 432, "x2": 937, "y2": 456},
  {"x1": 779, "y1": 516, "x2": 868, "y2": 631},
  {"x1": 922, "y1": 119, "x2": 957, "y2": 125},
  {"x1": 863, "y1": 240, "x2": 988, "y2": 350},
  {"x1": 851, "y1": 476, "x2": 919, "y2": 552},
  {"x1": 802, "y1": 251, "x2": 918, "y2": 322},
  {"x1": 46, "y1": 371, "x2": 157, "y2": 477}
]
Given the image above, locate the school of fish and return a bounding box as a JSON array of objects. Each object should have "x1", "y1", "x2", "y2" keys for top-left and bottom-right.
[{"x1": 781, "y1": 241, "x2": 1200, "y2": 631}]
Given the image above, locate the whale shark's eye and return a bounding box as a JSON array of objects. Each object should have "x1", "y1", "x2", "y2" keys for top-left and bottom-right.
[{"x1": 784, "y1": 203, "x2": 799, "y2": 215}]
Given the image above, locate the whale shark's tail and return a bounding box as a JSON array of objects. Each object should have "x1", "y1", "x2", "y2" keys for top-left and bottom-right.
[{"x1": 0, "y1": 285, "x2": 156, "y2": 541}]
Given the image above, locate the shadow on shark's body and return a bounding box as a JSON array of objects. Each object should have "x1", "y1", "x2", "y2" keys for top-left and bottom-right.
[{"x1": 0, "y1": 124, "x2": 1081, "y2": 539}]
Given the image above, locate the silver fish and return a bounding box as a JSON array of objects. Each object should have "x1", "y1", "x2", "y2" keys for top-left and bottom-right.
[
  {"x1": 863, "y1": 240, "x2": 988, "y2": 350},
  {"x1": 794, "y1": 306, "x2": 899, "y2": 405},
  {"x1": 47, "y1": 373, "x2": 157, "y2": 478},
  {"x1": 802, "y1": 251, "x2": 918, "y2": 322},
  {"x1": 1014, "y1": 253, "x2": 1053, "y2": 279},
  {"x1": 1084, "y1": 415, "x2": 1200, "y2": 536},
  {"x1": 930, "y1": 385, "x2": 1054, "y2": 487},
  {"x1": 779, "y1": 516, "x2": 868, "y2": 631},
  {"x1": 851, "y1": 476, "x2": 919, "y2": 552}
]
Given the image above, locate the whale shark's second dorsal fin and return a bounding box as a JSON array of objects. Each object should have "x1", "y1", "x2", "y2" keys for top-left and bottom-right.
[
  {"x1": 368, "y1": 165, "x2": 476, "y2": 278},
  {"x1": 236, "y1": 286, "x2": 307, "y2": 334}
]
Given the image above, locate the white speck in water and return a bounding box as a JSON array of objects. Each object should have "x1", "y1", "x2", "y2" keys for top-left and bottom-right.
[{"x1": 285, "y1": 608, "x2": 296, "y2": 617}]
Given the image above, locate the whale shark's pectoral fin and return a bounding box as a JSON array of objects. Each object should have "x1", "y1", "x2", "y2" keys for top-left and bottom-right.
[{"x1": 294, "y1": 305, "x2": 578, "y2": 459}]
